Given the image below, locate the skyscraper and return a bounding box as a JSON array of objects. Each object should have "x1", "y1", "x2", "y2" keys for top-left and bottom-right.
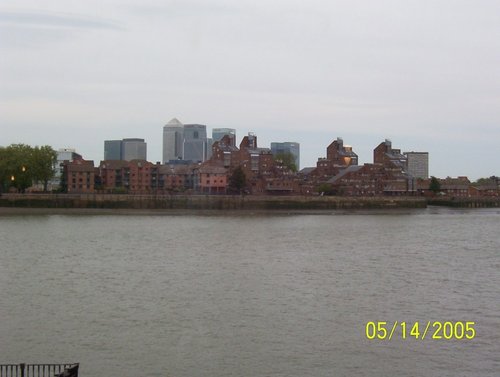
[
  {"x1": 183, "y1": 124, "x2": 208, "y2": 162},
  {"x1": 163, "y1": 118, "x2": 184, "y2": 163},
  {"x1": 104, "y1": 140, "x2": 122, "y2": 160},
  {"x1": 270, "y1": 142, "x2": 300, "y2": 170},
  {"x1": 122, "y1": 138, "x2": 147, "y2": 161},
  {"x1": 104, "y1": 139, "x2": 147, "y2": 161}
]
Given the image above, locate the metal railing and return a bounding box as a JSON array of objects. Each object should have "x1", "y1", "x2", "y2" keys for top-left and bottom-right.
[{"x1": 0, "y1": 364, "x2": 78, "y2": 377}]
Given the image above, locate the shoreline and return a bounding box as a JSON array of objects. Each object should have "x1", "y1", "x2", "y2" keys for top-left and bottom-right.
[
  {"x1": 0, "y1": 193, "x2": 498, "y2": 213},
  {"x1": 0, "y1": 193, "x2": 427, "y2": 211},
  {"x1": 0, "y1": 206, "x2": 434, "y2": 217}
]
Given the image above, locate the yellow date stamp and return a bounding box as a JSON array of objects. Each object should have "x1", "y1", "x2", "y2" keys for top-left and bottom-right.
[{"x1": 365, "y1": 321, "x2": 476, "y2": 340}]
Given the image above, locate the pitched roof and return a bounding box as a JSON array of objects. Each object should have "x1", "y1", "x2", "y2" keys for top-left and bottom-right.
[
  {"x1": 166, "y1": 118, "x2": 183, "y2": 127},
  {"x1": 299, "y1": 167, "x2": 316, "y2": 175},
  {"x1": 100, "y1": 160, "x2": 129, "y2": 169},
  {"x1": 198, "y1": 166, "x2": 228, "y2": 174},
  {"x1": 327, "y1": 165, "x2": 363, "y2": 184}
]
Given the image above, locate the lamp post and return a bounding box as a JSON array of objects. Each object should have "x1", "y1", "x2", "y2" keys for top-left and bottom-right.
[
  {"x1": 11, "y1": 166, "x2": 28, "y2": 193},
  {"x1": 10, "y1": 174, "x2": 16, "y2": 193}
]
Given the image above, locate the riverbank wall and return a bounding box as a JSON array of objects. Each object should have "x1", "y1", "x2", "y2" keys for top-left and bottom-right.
[
  {"x1": 0, "y1": 193, "x2": 428, "y2": 210},
  {"x1": 427, "y1": 197, "x2": 500, "y2": 208}
]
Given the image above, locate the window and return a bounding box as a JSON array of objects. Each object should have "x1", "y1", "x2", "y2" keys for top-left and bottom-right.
[{"x1": 251, "y1": 154, "x2": 259, "y2": 171}]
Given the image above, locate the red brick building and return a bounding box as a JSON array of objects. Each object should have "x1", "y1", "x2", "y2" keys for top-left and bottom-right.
[
  {"x1": 328, "y1": 163, "x2": 412, "y2": 196},
  {"x1": 312, "y1": 138, "x2": 358, "y2": 180},
  {"x1": 374, "y1": 139, "x2": 407, "y2": 170},
  {"x1": 99, "y1": 160, "x2": 156, "y2": 194},
  {"x1": 438, "y1": 177, "x2": 471, "y2": 197},
  {"x1": 157, "y1": 164, "x2": 195, "y2": 193},
  {"x1": 470, "y1": 180, "x2": 499, "y2": 197},
  {"x1": 62, "y1": 158, "x2": 95, "y2": 193},
  {"x1": 208, "y1": 132, "x2": 296, "y2": 194},
  {"x1": 197, "y1": 165, "x2": 228, "y2": 194}
]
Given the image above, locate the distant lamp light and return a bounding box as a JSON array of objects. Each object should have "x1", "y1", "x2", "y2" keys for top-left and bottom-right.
[
  {"x1": 11, "y1": 175, "x2": 15, "y2": 181},
  {"x1": 22, "y1": 166, "x2": 26, "y2": 172}
]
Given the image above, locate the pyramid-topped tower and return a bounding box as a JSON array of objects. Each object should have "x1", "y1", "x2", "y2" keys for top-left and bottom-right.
[{"x1": 163, "y1": 118, "x2": 185, "y2": 163}]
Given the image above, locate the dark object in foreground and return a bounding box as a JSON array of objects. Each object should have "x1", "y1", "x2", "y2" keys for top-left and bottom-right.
[
  {"x1": 54, "y1": 364, "x2": 79, "y2": 377},
  {"x1": 0, "y1": 363, "x2": 79, "y2": 377}
]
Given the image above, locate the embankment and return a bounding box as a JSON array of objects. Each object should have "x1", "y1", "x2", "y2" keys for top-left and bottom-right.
[
  {"x1": 427, "y1": 197, "x2": 500, "y2": 208},
  {"x1": 0, "y1": 193, "x2": 427, "y2": 211}
]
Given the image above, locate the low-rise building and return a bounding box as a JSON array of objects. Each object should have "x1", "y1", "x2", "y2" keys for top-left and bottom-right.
[
  {"x1": 328, "y1": 163, "x2": 413, "y2": 196},
  {"x1": 438, "y1": 177, "x2": 471, "y2": 197},
  {"x1": 62, "y1": 158, "x2": 95, "y2": 193},
  {"x1": 197, "y1": 166, "x2": 228, "y2": 194},
  {"x1": 158, "y1": 163, "x2": 198, "y2": 193},
  {"x1": 99, "y1": 160, "x2": 155, "y2": 194},
  {"x1": 470, "y1": 178, "x2": 499, "y2": 197}
]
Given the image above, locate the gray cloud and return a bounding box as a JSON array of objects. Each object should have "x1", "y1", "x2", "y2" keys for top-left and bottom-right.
[
  {"x1": 0, "y1": 9, "x2": 122, "y2": 30},
  {"x1": 125, "y1": 0, "x2": 243, "y2": 18}
]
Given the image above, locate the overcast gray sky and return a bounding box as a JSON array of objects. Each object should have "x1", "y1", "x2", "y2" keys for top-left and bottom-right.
[{"x1": 1, "y1": 0, "x2": 499, "y2": 179}]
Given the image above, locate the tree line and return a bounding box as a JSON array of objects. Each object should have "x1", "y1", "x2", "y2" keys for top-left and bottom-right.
[{"x1": 0, "y1": 144, "x2": 57, "y2": 192}]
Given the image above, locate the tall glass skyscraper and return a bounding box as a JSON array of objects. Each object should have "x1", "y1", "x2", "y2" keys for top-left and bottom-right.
[
  {"x1": 122, "y1": 138, "x2": 147, "y2": 161},
  {"x1": 163, "y1": 118, "x2": 184, "y2": 163},
  {"x1": 183, "y1": 124, "x2": 208, "y2": 162},
  {"x1": 104, "y1": 139, "x2": 147, "y2": 161},
  {"x1": 163, "y1": 119, "x2": 209, "y2": 163},
  {"x1": 104, "y1": 140, "x2": 122, "y2": 160}
]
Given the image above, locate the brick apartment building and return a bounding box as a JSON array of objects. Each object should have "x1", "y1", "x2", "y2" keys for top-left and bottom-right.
[
  {"x1": 328, "y1": 163, "x2": 412, "y2": 196},
  {"x1": 313, "y1": 137, "x2": 358, "y2": 180},
  {"x1": 197, "y1": 165, "x2": 228, "y2": 194},
  {"x1": 157, "y1": 163, "x2": 196, "y2": 193},
  {"x1": 208, "y1": 133, "x2": 297, "y2": 194},
  {"x1": 438, "y1": 177, "x2": 471, "y2": 197},
  {"x1": 470, "y1": 177, "x2": 499, "y2": 197},
  {"x1": 61, "y1": 158, "x2": 95, "y2": 193},
  {"x1": 99, "y1": 160, "x2": 156, "y2": 194},
  {"x1": 374, "y1": 139, "x2": 407, "y2": 170}
]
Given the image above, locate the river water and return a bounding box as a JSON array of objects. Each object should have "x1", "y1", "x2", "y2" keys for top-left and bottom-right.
[{"x1": 0, "y1": 207, "x2": 498, "y2": 377}]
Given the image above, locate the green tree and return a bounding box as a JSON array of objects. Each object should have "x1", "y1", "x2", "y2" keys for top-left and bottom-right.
[
  {"x1": 0, "y1": 144, "x2": 33, "y2": 192},
  {"x1": 317, "y1": 183, "x2": 334, "y2": 196},
  {"x1": 228, "y1": 166, "x2": 247, "y2": 194},
  {"x1": 0, "y1": 144, "x2": 56, "y2": 192},
  {"x1": 30, "y1": 145, "x2": 57, "y2": 191},
  {"x1": 429, "y1": 176, "x2": 441, "y2": 193},
  {"x1": 273, "y1": 152, "x2": 297, "y2": 173},
  {"x1": 0, "y1": 147, "x2": 7, "y2": 193},
  {"x1": 474, "y1": 176, "x2": 498, "y2": 185}
]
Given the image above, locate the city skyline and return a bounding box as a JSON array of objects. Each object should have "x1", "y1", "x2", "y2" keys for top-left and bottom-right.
[{"x1": 1, "y1": 1, "x2": 499, "y2": 180}]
